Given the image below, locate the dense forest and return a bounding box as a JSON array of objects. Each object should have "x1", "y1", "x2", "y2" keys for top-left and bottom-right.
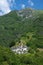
[{"x1": 0, "y1": 8, "x2": 43, "y2": 65}]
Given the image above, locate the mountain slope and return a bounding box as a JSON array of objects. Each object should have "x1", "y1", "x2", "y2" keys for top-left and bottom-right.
[{"x1": 0, "y1": 8, "x2": 43, "y2": 47}]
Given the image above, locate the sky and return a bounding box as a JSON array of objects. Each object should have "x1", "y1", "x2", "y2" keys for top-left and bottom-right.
[{"x1": 0, "y1": 0, "x2": 43, "y2": 16}]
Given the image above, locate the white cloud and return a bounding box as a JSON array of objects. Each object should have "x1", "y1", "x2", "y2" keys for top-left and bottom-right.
[
  {"x1": 0, "y1": 0, "x2": 11, "y2": 16},
  {"x1": 21, "y1": 4, "x2": 25, "y2": 9},
  {"x1": 28, "y1": 0, "x2": 34, "y2": 6}
]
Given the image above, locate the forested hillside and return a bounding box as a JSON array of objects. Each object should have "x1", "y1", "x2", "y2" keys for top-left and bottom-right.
[
  {"x1": 0, "y1": 8, "x2": 43, "y2": 65},
  {"x1": 0, "y1": 8, "x2": 43, "y2": 47}
]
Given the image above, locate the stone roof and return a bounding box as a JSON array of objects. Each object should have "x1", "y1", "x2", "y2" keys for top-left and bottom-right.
[{"x1": 11, "y1": 45, "x2": 28, "y2": 54}]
